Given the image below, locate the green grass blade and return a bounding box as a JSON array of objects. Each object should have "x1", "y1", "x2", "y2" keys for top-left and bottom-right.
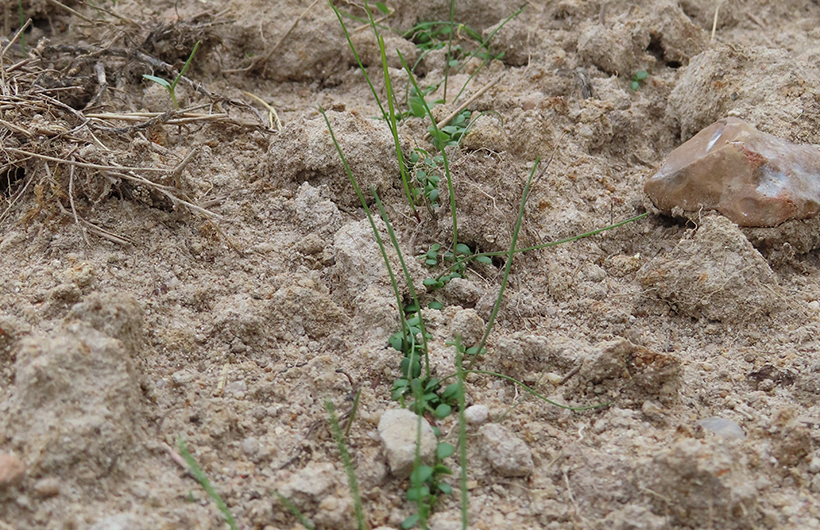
[
  {"x1": 398, "y1": 50, "x2": 459, "y2": 254},
  {"x1": 464, "y1": 370, "x2": 609, "y2": 411},
  {"x1": 171, "y1": 40, "x2": 200, "y2": 92},
  {"x1": 452, "y1": 6, "x2": 524, "y2": 103},
  {"x1": 443, "y1": 0, "x2": 456, "y2": 102},
  {"x1": 373, "y1": 191, "x2": 431, "y2": 379},
  {"x1": 177, "y1": 439, "x2": 238, "y2": 530},
  {"x1": 454, "y1": 338, "x2": 469, "y2": 530},
  {"x1": 319, "y1": 107, "x2": 412, "y2": 353},
  {"x1": 326, "y1": 400, "x2": 366, "y2": 530},
  {"x1": 273, "y1": 490, "x2": 316, "y2": 530},
  {"x1": 377, "y1": 32, "x2": 418, "y2": 216},
  {"x1": 328, "y1": 0, "x2": 388, "y2": 121},
  {"x1": 472, "y1": 154, "x2": 545, "y2": 363},
  {"x1": 439, "y1": 212, "x2": 649, "y2": 277}
]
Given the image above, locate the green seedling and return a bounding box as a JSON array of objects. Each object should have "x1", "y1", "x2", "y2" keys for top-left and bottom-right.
[
  {"x1": 630, "y1": 70, "x2": 649, "y2": 91},
  {"x1": 429, "y1": 109, "x2": 472, "y2": 150},
  {"x1": 143, "y1": 41, "x2": 201, "y2": 110},
  {"x1": 177, "y1": 438, "x2": 238, "y2": 530}
]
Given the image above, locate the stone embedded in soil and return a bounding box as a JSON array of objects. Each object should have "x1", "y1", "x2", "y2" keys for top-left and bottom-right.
[
  {"x1": 260, "y1": 111, "x2": 403, "y2": 209},
  {"x1": 478, "y1": 423, "x2": 534, "y2": 478},
  {"x1": 32, "y1": 476, "x2": 61, "y2": 497},
  {"x1": 450, "y1": 308, "x2": 485, "y2": 347},
  {"x1": 4, "y1": 321, "x2": 142, "y2": 481},
  {"x1": 640, "y1": 438, "x2": 756, "y2": 529},
  {"x1": 277, "y1": 462, "x2": 339, "y2": 510},
  {"x1": 0, "y1": 453, "x2": 26, "y2": 488},
  {"x1": 464, "y1": 405, "x2": 490, "y2": 426},
  {"x1": 573, "y1": 338, "x2": 681, "y2": 404},
  {"x1": 377, "y1": 409, "x2": 436, "y2": 478},
  {"x1": 645, "y1": 117, "x2": 820, "y2": 227},
  {"x1": 88, "y1": 513, "x2": 140, "y2": 530},
  {"x1": 638, "y1": 215, "x2": 779, "y2": 321},
  {"x1": 697, "y1": 417, "x2": 745, "y2": 440}
]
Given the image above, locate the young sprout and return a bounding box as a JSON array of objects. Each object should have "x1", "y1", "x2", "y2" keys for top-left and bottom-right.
[
  {"x1": 630, "y1": 70, "x2": 649, "y2": 91},
  {"x1": 143, "y1": 41, "x2": 201, "y2": 110}
]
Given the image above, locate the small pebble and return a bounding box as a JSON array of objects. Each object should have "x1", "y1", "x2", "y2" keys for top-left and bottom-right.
[
  {"x1": 33, "y1": 477, "x2": 61, "y2": 497},
  {"x1": 377, "y1": 409, "x2": 436, "y2": 478},
  {"x1": 696, "y1": 417, "x2": 745, "y2": 440},
  {"x1": 479, "y1": 423, "x2": 534, "y2": 477},
  {"x1": 0, "y1": 453, "x2": 26, "y2": 488},
  {"x1": 464, "y1": 405, "x2": 490, "y2": 425}
]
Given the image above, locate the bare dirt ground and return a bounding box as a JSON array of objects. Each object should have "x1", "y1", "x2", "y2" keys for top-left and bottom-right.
[{"x1": 2, "y1": 0, "x2": 820, "y2": 529}]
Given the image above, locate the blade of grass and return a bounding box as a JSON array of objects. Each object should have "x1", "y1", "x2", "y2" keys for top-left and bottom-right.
[
  {"x1": 452, "y1": 6, "x2": 525, "y2": 103},
  {"x1": 439, "y1": 212, "x2": 650, "y2": 278},
  {"x1": 465, "y1": 370, "x2": 608, "y2": 411},
  {"x1": 470, "y1": 152, "x2": 551, "y2": 369},
  {"x1": 273, "y1": 490, "x2": 316, "y2": 530},
  {"x1": 374, "y1": 191, "x2": 430, "y2": 379},
  {"x1": 326, "y1": 400, "x2": 366, "y2": 530},
  {"x1": 328, "y1": 0, "x2": 388, "y2": 120},
  {"x1": 177, "y1": 439, "x2": 239, "y2": 530},
  {"x1": 336, "y1": 0, "x2": 419, "y2": 218},
  {"x1": 443, "y1": 0, "x2": 456, "y2": 102},
  {"x1": 344, "y1": 388, "x2": 362, "y2": 438},
  {"x1": 454, "y1": 337, "x2": 469, "y2": 530},
  {"x1": 319, "y1": 107, "x2": 413, "y2": 369},
  {"x1": 398, "y1": 50, "x2": 460, "y2": 257},
  {"x1": 377, "y1": 32, "x2": 418, "y2": 217}
]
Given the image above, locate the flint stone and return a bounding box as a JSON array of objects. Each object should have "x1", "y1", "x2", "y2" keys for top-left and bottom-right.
[
  {"x1": 377, "y1": 409, "x2": 436, "y2": 478},
  {"x1": 645, "y1": 117, "x2": 820, "y2": 227}
]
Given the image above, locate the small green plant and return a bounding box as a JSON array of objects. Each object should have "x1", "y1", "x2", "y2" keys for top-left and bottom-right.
[
  {"x1": 326, "y1": 400, "x2": 366, "y2": 530},
  {"x1": 630, "y1": 70, "x2": 649, "y2": 90},
  {"x1": 402, "y1": 441, "x2": 456, "y2": 529},
  {"x1": 177, "y1": 438, "x2": 238, "y2": 530},
  {"x1": 143, "y1": 41, "x2": 201, "y2": 110}
]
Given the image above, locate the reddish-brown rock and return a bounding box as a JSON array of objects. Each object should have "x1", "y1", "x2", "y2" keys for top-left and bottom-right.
[
  {"x1": 0, "y1": 453, "x2": 26, "y2": 488},
  {"x1": 645, "y1": 118, "x2": 820, "y2": 227}
]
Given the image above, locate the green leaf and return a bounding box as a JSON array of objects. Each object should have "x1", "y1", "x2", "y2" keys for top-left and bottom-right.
[
  {"x1": 405, "y1": 302, "x2": 420, "y2": 313},
  {"x1": 142, "y1": 75, "x2": 171, "y2": 89},
  {"x1": 375, "y1": 2, "x2": 389, "y2": 14},
  {"x1": 455, "y1": 243, "x2": 471, "y2": 255},
  {"x1": 426, "y1": 259, "x2": 438, "y2": 266},
  {"x1": 438, "y1": 483, "x2": 453, "y2": 495},
  {"x1": 410, "y1": 151, "x2": 420, "y2": 163},
  {"x1": 409, "y1": 96, "x2": 426, "y2": 118},
  {"x1": 436, "y1": 443, "x2": 456, "y2": 459},
  {"x1": 435, "y1": 403, "x2": 451, "y2": 418},
  {"x1": 416, "y1": 170, "x2": 427, "y2": 182},
  {"x1": 448, "y1": 59, "x2": 459, "y2": 67},
  {"x1": 411, "y1": 465, "x2": 434, "y2": 485},
  {"x1": 466, "y1": 346, "x2": 485, "y2": 356},
  {"x1": 630, "y1": 80, "x2": 640, "y2": 91},
  {"x1": 400, "y1": 358, "x2": 421, "y2": 378},
  {"x1": 389, "y1": 333, "x2": 404, "y2": 351},
  {"x1": 402, "y1": 514, "x2": 420, "y2": 529},
  {"x1": 635, "y1": 70, "x2": 649, "y2": 80},
  {"x1": 433, "y1": 464, "x2": 452, "y2": 475},
  {"x1": 476, "y1": 255, "x2": 492, "y2": 264},
  {"x1": 428, "y1": 189, "x2": 439, "y2": 202},
  {"x1": 423, "y1": 278, "x2": 440, "y2": 287},
  {"x1": 406, "y1": 485, "x2": 430, "y2": 501},
  {"x1": 428, "y1": 301, "x2": 443, "y2": 310},
  {"x1": 442, "y1": 383, "x2": 460, "y2": 400}
]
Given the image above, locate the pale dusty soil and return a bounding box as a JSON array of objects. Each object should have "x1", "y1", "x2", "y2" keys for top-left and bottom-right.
[{"x1": 2, "y1": 0, "x2": 820, "y2": 529}]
